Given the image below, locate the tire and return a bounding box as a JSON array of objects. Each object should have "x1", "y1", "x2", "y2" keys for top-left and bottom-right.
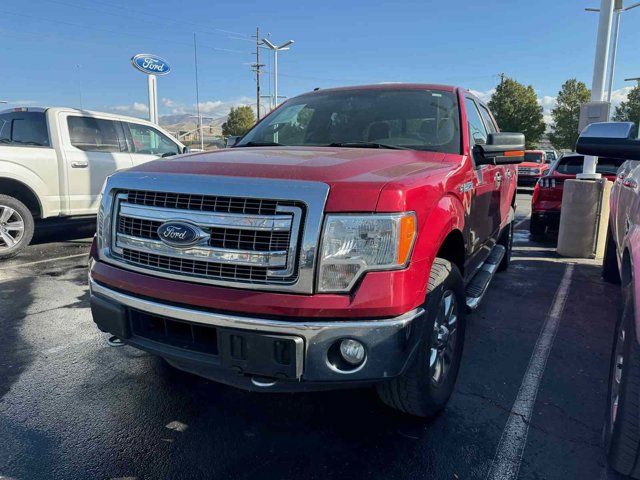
[
  {"x1": 529, "y1": 214, "x2": 546, "y2": 237},
  {"x1": 376, "y1": 258, "x2": 466, "y2": 418},
  {"x1": 497, "y1": 209, "x2": 514, "y2": 272},
  {"x1": 0, "y1": 195, "x2": 34, "y2": 260},
  {"x1": 605, "y1": 283, "x2": 640, "y2": 478},
  {"x1": 603, "y1": 226, "x2": 621, "y2": 284}
]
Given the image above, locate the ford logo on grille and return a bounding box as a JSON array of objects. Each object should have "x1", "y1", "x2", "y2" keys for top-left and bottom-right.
[{"x1": 157, "y1": 221, "x2": 201, "y2": 247}]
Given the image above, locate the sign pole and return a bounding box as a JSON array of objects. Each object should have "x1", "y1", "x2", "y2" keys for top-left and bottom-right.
[{"x1": 148, "y1": 74, "x2": 158, "y2": 125}]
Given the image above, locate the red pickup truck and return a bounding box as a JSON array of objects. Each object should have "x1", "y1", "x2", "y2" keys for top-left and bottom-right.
[
  {"x1": 530, "y1": 153, "x2": 624, "y2": 236},
  {"x1": 88, "y1": 84, "x2": 524, "y2": 417},
  {"x1": 517, "y1": 150, "x2": 550, "y2": 187}
]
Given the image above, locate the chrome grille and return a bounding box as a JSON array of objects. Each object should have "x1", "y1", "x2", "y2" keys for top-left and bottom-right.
[
  {"x1": 122, "y1": 249, "x2": 269, "y2": 282},
  {"x1": 125, "y1": 190, "x2": 282, "y2": 215},
  {"x1": 110, "y1": 190, "x2": 304, "y2": 286}
]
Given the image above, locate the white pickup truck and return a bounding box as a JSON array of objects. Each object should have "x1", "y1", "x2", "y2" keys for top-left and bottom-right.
[{"x1": 0, "y1": 107, "x2": 186, "y2": 258}]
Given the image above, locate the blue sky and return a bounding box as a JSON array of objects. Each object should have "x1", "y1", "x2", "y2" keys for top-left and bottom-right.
[{"x1": 1, "y1": 0, "x2": 639, "y2": 123}]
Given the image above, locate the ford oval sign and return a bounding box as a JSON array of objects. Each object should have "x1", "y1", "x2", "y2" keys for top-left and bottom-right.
[
  {"x1": 157, "y1": 221, "x2": 201, "y2": 247},
  {"x1": 131, "y1": 53, "x2": 171, "y2": 76}
]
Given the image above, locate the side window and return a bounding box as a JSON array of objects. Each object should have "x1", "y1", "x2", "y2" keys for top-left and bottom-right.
[
  {"x1": 479, "y1": 105, "x2": 498, "y2": 133},
  {"x1": 0, "y1": 112, "x2": 50, "y2": 147},
  {"x1": 127, "y1": 123, "x2": 180, "y2": 156},
  {"x1": 464, "y1": 98, "x2": 487, "y2": 146},
  {"x1": 68, "y1": 116, "x2": 124, "y2": 152}
]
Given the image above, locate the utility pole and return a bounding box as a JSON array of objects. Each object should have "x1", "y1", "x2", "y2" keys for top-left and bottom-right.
[
  {"x1": 251, "y1": 27, "x2": 264, "y2": 120},
  {"x1": 193, "y1": 33, "x2": 203, "y2": 150},
  {"x1": 499, "y1": 72, "x2": 505, "y2": 85}
]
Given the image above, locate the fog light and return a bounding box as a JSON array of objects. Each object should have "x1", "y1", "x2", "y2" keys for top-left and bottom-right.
[{"x1": 339, "y1": 339, "x2": 365, "y2": 365}]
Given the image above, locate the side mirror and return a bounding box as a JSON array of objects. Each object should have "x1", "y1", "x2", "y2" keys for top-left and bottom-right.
[
  {"x1": 182, "y1": 146, "x2": 191, "y2": 154},
  {"x1": 225, "y1": 136, "x2": 242, "y2": 148},
  {"x1": 576, "y1": 121, "x2": 640, "y2": 160},
  {"x1": 473, "y1": 132, "x2": 525, "y2": 166}
]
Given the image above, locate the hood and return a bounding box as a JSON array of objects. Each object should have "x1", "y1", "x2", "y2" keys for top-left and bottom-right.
[{"x1": 130, "y1": 146, "x2": 449, "y2": 211}]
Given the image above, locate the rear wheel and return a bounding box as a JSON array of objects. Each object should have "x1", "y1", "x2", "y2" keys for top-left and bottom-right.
[
  {"x1": 603, "y1": 226, "x2": 621, "y2": 284},
  {"x1": 0, "y1": 195, "x2": 34, "y2": 260},
  {"x1": 605, "y1": 284, "x2": 640, "y2": 478},
  {"x1": 529, "y1": 214, "x2": 546, "y2": 237},
  {"x1": 376, "y1": 258, "x2": 466, "y2": 418}
]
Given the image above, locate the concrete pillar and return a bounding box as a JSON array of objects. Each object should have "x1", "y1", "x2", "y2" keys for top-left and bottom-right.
[{"x1": 557, "y1": 179, "x2": 612, "y2": 258}]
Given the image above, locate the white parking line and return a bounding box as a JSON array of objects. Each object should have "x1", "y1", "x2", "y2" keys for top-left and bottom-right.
[
  {"x1": 514, "y1": 217, "x2": 528, "y2": 230},
  {"x1": 0, "y1": 252, "x2": 88, "y2": 270},
  {"x1": 487, "y1": 263, "x2": 575, "y2": 480}
]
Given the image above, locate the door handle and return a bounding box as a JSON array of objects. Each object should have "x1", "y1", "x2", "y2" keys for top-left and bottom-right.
[
  {"x1": 71, "y1": 161, "x2": 88, "y2": 168},
  {"x1": 494, "y1": 172, "x2": 503, "y2": 186}
]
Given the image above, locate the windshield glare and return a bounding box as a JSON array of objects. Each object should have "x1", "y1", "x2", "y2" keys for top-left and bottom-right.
[{"x1": 237, "y1": 89, "x2": 461, "y2": 154}]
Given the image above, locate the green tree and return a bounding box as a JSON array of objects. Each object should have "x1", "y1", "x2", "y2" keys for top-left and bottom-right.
[
  {"x1": 549, "y1": 78, "x2": 591, "y2": 150},
  {"x1": 613, "y1": 84, "x2": 640, "y2": 128},
  {"x1": 222, "y1": 106, "x2": 256, "y2": 136},
  {"x1": 488, "y1": 78, "x2": 546, "y2": 149}
]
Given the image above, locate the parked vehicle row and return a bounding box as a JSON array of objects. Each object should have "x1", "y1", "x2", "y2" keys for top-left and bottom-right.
[
  {"x1": 0, "y1": 107, "x2": 186, "y2": 258},
  {"x1": 88, "y1": 84, "x2": 525, "y2": 417},
  {"x1": 530, "y1": 153, "x2": 625, "y2": 236}
]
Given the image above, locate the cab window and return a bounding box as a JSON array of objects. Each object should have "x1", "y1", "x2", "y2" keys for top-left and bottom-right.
[
  {"x1": 126, "y1": 123, "x2": 180, "y2": 157},
  {"x1": 479, "y1": 105, "x2": 498, "y2": 133},
  {"x1": 464, "y1": 98, "x2": 487, "y2": 145},
  {"x1": 68, "y1": 116, "x2": 125, "y2": 152},
  {"x1": 0, "y1": 112, "x2": 50, "y2": 147}
]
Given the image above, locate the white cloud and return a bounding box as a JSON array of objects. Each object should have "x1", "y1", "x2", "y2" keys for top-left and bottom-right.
[
  {"x1": 468, "y1": 88, "x2": 495, "y2": 104},
  {"x1": 161, "y1": 97, "x2": 178, "y2": 108},
  {"x1": 537, "y1": 95, "x2": 557, "y2": 127},
  {"x1": 108, "y1": 102, "x2": 149, "y2": 117},
  {"x1": 610, "y1": 86, "x2": 633, "y2": 109}
]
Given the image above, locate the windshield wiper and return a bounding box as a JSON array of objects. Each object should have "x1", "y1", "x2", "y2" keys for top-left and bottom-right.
[
  {"x1": 235, "y1": 141, "x2": 285, "y2": 147},
  {"x1": 328, "y1": 142, "x2": 409, "y2": 150}
]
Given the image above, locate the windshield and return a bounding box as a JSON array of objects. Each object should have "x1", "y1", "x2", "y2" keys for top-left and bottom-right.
[
  {"x1": 524, "y1": 152, "x2": 544, "y2": 163},
  {"x1": 555, "y1": 156, "x2": 624, "y2": 175},
  {"x1": 237, "y1": 88, "x2": 461, "y2": 153}
]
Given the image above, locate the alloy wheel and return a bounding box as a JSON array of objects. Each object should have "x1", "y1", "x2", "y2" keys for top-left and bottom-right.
[
  {"x1": 0, "y1": 205, "x2": 25, "y2": 251},
  {"x1": 430, "y1": 290, "x2": 459, "y2": 386}
]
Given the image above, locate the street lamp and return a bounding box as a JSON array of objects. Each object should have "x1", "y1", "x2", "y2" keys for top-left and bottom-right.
[
  {"x1": 261, "y1": 38, "x2": 294, "y2": 109},
  {"x1": 586, "y1": 1, "x2": 640, "y2": 104}
]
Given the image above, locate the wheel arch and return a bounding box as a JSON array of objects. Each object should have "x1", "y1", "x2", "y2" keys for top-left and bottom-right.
[{"x1": 0, "y1": 178, "x2": 42, "y2": 219}]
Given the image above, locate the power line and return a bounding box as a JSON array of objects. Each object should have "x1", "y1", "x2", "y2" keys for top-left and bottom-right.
[
  {"x1": 0, "y1": 9, "x2": 245, "y2": 55},
  {"x1": 43, "y1": 0, "x2": 251, "y2": 40},
  {"x1": 251, "y1": 27, "x2": 265, "y2": 120}
]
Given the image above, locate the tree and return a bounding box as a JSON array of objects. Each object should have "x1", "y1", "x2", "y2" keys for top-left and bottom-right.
[
  {"x1": 222, "y1": 106, "x2": 255, "y2": 137},
  {"x1": 613, "y1": 84, "x2": 640, "y2": 128},
  {"x1": 549, "y1": 78, "x2": 591, "y2": 150},
  {"x1": 488, "y1": 77, "x2": 546, "y2": 149}
]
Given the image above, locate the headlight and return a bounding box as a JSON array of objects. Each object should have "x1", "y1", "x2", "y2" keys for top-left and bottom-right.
[{"x1": 317, "y1": 213, "x2": 417, "y2": 292}]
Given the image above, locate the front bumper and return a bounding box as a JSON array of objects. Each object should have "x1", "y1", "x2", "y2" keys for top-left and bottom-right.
[
  {"x1": 89, "y1": 277, "x2": 425, "y2": 392},
  {"x1": 517, "y1": 176, "x2": 540, "y2": 187}
]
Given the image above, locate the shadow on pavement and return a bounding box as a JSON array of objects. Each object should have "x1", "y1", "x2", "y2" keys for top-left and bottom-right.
[{"x1": 32, "y1": 219, "x2": 96, "y2": 245}]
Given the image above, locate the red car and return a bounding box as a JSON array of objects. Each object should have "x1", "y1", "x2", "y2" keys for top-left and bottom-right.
[
  {"x1": 530, "y1": 154, "x2": 625, "y2": 236},
  {"x1": 517, "y1": 149, "x2": 550, "y2": 187},
  {"x1": 576, "y1": 122, "x2": 640, "y2": 478},
  {"x1": 88, "y1": 84, "x2": 524, "y2": 417}
]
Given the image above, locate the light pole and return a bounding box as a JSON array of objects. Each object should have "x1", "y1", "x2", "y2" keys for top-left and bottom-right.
[
  {"x1": 586, "y1": 1, "x2": 640, "y2": 105},
  {"x1": 261, "y1": 38, "x2": 294, "y2": 109}
]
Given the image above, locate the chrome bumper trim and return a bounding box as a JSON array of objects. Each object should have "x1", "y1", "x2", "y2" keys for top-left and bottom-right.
[{"x1": 89, "y1": 277, "x2": 424, "y2": 346}]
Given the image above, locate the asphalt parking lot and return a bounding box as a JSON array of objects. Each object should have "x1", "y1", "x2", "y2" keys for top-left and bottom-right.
[{"x1": 0, "y1": 193, "x2": 623, "y2": 480}]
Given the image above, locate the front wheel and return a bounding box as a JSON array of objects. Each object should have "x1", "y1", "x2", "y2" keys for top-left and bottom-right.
[
  {"x1": 0, "y1": 195, "x2": 34, "y2": 260},
  {"x1": 376, "y1": 258, "x2": 466, "y2": 418}
]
